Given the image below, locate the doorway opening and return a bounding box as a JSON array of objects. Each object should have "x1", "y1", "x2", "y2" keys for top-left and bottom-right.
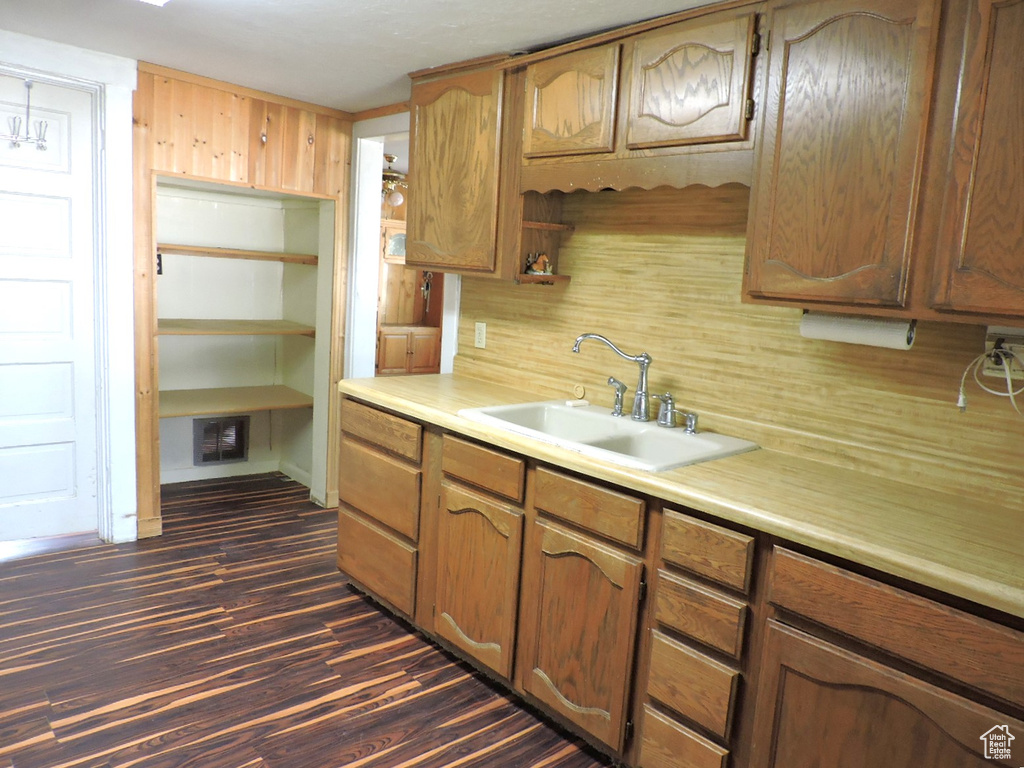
[{"x1": 346, "y1": 115, "x2": 459, "y2": 380}]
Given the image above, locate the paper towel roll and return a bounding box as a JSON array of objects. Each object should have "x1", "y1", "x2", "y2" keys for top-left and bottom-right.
[{"x1": 799, "y1": 312, "x2": 916, "y2": 350}]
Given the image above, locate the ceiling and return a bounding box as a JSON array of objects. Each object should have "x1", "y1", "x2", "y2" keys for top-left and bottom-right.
[{"x1": 0, "y1": 0, "x2": 709, "y2": 113}]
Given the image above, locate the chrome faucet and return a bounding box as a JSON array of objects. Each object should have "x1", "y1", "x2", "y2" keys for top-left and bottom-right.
[{"x1": 572, "y1": 333, "x2": 652, "y2": 421}]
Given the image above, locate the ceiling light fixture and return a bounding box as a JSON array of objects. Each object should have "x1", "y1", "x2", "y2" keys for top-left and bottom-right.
[
  {"x1": 135, "y1": 0, "x2": 172, "y2": 6},
  {"x1": 382, "y1": 153, "x2": 408, "y2": 207},
  {"x1": 3, "y1": 80, "x2": 48, "y2": 151}
]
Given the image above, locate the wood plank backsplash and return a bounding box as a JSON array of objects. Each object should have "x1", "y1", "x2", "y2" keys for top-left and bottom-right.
[{"x1": 454, "y1": 186, "x2": 1023, "y2": 509}]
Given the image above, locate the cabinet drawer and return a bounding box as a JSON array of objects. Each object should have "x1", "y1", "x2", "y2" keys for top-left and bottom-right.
[
  {"x1": 770, "y1": 548, "x2": 1024, "y2": 709},
  {"x1": 338, "y1": 438, "x2": 421, "y2": 541},
  {"x1": 337, "y1": 506, "x2": 417, "y2": 616},
  {"x1": 639, "y1": 705, "x2": 729, "y2": 768},
  {"x1": 341, "y1": 399, "x2": 422, "y2": 463},
  {"x1": 647, "y1": 629, "x2": 739, "y2": 740},
  {"x1": 533, "y1": 467, "x2": 645, "y2": 548},
  {"x1": 655, "y1": 568, "x2": 747, "y2": 659},
  {"x1": 442, "y1": 435, "x2": 525, "y2": 502},
  {"x1": 661, "y1": 508, "x2": 754, "y2": 593}
]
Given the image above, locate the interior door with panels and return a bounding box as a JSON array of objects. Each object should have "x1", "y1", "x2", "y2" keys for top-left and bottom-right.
[
  {"x1": 744, "y1": 0, "x2": 940, "y2": 306},
  {"x1": 626, "y1": 10, "x2": 758, "y2": 149},
  {"x1": 0, "y1": 75, "x2": 99, "y2": 539}
]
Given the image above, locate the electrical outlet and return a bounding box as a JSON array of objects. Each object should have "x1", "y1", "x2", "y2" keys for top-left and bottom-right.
[
  {"x1": 983, "y1": 326, "x2": 1024, "y2": 381},
  {"x1": 474, "y1": 322, "x2": 487, "y2": 349}
]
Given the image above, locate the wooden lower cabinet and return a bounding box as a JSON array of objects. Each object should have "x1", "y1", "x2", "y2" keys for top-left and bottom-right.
[
  {"x1": 518, "y1": 518, "x2": 644, "y2": 751},
  {"x1": 377, "y1": 325, "x2": 441, "y2": 375},
  {"x1": 337, "y1": 506, "x2": 417, "y2": 615},
  {"x1": 335, "y1": 405, "x2": 1024, "y2": 767},
  {"x1": 337, "y1": 399, "x2": 423, "y2": 617},
  {"x1": 639, "y1": 705, "x2": 729, "y2": 768},
  {"x1": 750, "y1": 620, "x2": 1024, "y2": 768},
  {"x1": 435, "y1": 480, "x2": 523, "y2": 679}
]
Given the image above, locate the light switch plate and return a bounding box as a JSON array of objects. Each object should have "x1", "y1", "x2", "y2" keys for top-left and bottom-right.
[{"x1": 474, "y1": 322, "x2": 486, "y2": 349}]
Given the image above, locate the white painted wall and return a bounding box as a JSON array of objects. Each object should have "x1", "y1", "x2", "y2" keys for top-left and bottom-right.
[{"x1": 0, "y1": 29, "x2": 137, "y2": 542}]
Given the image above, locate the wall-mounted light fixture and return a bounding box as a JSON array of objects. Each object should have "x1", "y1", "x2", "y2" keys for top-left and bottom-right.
[
  {"x1": 3, "y1": 80, "x2": 48, "y2": 151},
  {"x1": 382, "y1": 153, "x2": 408, "y2": 207}
]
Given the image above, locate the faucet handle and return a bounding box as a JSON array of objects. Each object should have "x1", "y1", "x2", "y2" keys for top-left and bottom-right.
[
  {"x1": 652, "y1": 392, "x2": 675, "y2": 426},
  {"x1": 607, "y1": 377, "x2": 627, "y2": 417},
  {"x1": 652, "y1": 392, "x2": 699, "y2": 433}
]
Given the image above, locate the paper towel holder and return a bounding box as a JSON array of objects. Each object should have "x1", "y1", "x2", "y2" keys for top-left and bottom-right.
[{"x1": 800, "y1": 310, "x2": 917, "y2": 350}]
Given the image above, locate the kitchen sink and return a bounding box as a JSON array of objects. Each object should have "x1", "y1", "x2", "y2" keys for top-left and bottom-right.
[{"x1": 458, "y1": 400, "x2": 758, "y2": 471}]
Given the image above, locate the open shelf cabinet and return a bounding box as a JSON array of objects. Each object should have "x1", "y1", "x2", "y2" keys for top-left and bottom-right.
[
  {"x1": 516, "y1": 191, "x2": 575, "y2": 285},
  {"x1": 154, "y1": 177, "x2": 335, "y2": 490}
]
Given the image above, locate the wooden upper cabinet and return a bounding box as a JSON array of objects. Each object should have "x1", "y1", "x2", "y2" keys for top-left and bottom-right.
[
  {"x1": 519, "y1": 520, "x2": 643, "y2": 750},
  {"x1": 407, "y1": 67, "x2": 504, "y2": 274},
  {"x1": 249, "y1": 99, "x2": 317, "y2": 192},
  {"x1": 744, "y1": 0, "x2": 940, "y2": 307},
  {"x1": 523, "y1": 44, "x2": 620, "y2": 157},
  {"x1": 313, "y1": 113, "x2": 351, "y2": 198},
  {"x1": 930, "y1": 0, "x2": 1024, "y2": 318},
  {"x1": 143, "y1": 73, "x2": 250, "y2": 182},
  {"x1": 626, "y1": 12, "x2": 757, "y2": 149}
]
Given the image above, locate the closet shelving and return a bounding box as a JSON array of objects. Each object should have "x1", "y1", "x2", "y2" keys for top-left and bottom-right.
[
  {"x1": 159, "y1": 385, "x2": 314, "y2": 419},
  {"x1": 155, "y1": 177, "x2": 335, "y2": 491},
  {"x1": 157, "y1": 318, "x2": 316, "y2": 337}
]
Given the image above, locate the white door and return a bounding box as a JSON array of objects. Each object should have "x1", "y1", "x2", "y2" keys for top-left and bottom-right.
[{"x1": 0, "y1": 73, "x2": 99, "y2": 540}]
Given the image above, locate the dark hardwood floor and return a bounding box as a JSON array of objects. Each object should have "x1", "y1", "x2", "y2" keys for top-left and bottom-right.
[{"x1": 0, "y1": 473, "x2": 612, "y2": 768}]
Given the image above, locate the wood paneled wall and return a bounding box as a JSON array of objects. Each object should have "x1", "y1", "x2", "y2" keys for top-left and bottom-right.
[
  {"x1": 454, "y1": 186, "x2": 1024, "y2": 510},
  {"x1": 133, "y1": 65, "x2": 353, "y2": 536}
]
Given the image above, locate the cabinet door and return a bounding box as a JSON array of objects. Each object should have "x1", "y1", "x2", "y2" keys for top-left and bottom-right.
[
  {"x1": 408, "y1": 327, "x2": 441, "y2": 374},
  {"x1": 249, "y1": 99, "x2": 317, "y2": 192},
  {"x1": 931, "y1": 0, "x2": 1024, "y2": 317},
  {"x1": 744, "y1": 0, "x2": 939, "y2": 306},
  {"x1": 378, "y1": 264, "x2": 420, "y2": 325},
  {"x1": 407, "y1": 69, "x2": 502, "y2": 272},
  {"x1": 751, "y1": 621, "x2": 1023, "y2": 768},
  {"x1": 626, "y1": 12, "x2": 757, "y2": 149},
  {"x1": 523, "y1": 44, "x2": 620, "y2": 157},
  {"x1": 520, "y1": 519, "x2": 643, "y2": 750},
  {"x1": 381, "y1": 220, "x2": 408, "y2": 265},
  {"x1": 144, "y1": 72, "x2": 250, "y2": 182},
  {"x1": 435, "y1": 481, "x2": 523, "y2": 679},
  {"x1": 377, "y1": 329, "x2": 412, "y2": 375}
]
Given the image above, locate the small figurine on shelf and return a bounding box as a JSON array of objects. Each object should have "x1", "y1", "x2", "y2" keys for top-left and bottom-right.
[{"x1": 525, "y1": 252, "x2": 553, "y2": 275}]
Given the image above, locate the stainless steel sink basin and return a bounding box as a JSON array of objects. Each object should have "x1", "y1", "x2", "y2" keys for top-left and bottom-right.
[{"x1": 458, "y1": 400, "x2": 757, "y2": 471}]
